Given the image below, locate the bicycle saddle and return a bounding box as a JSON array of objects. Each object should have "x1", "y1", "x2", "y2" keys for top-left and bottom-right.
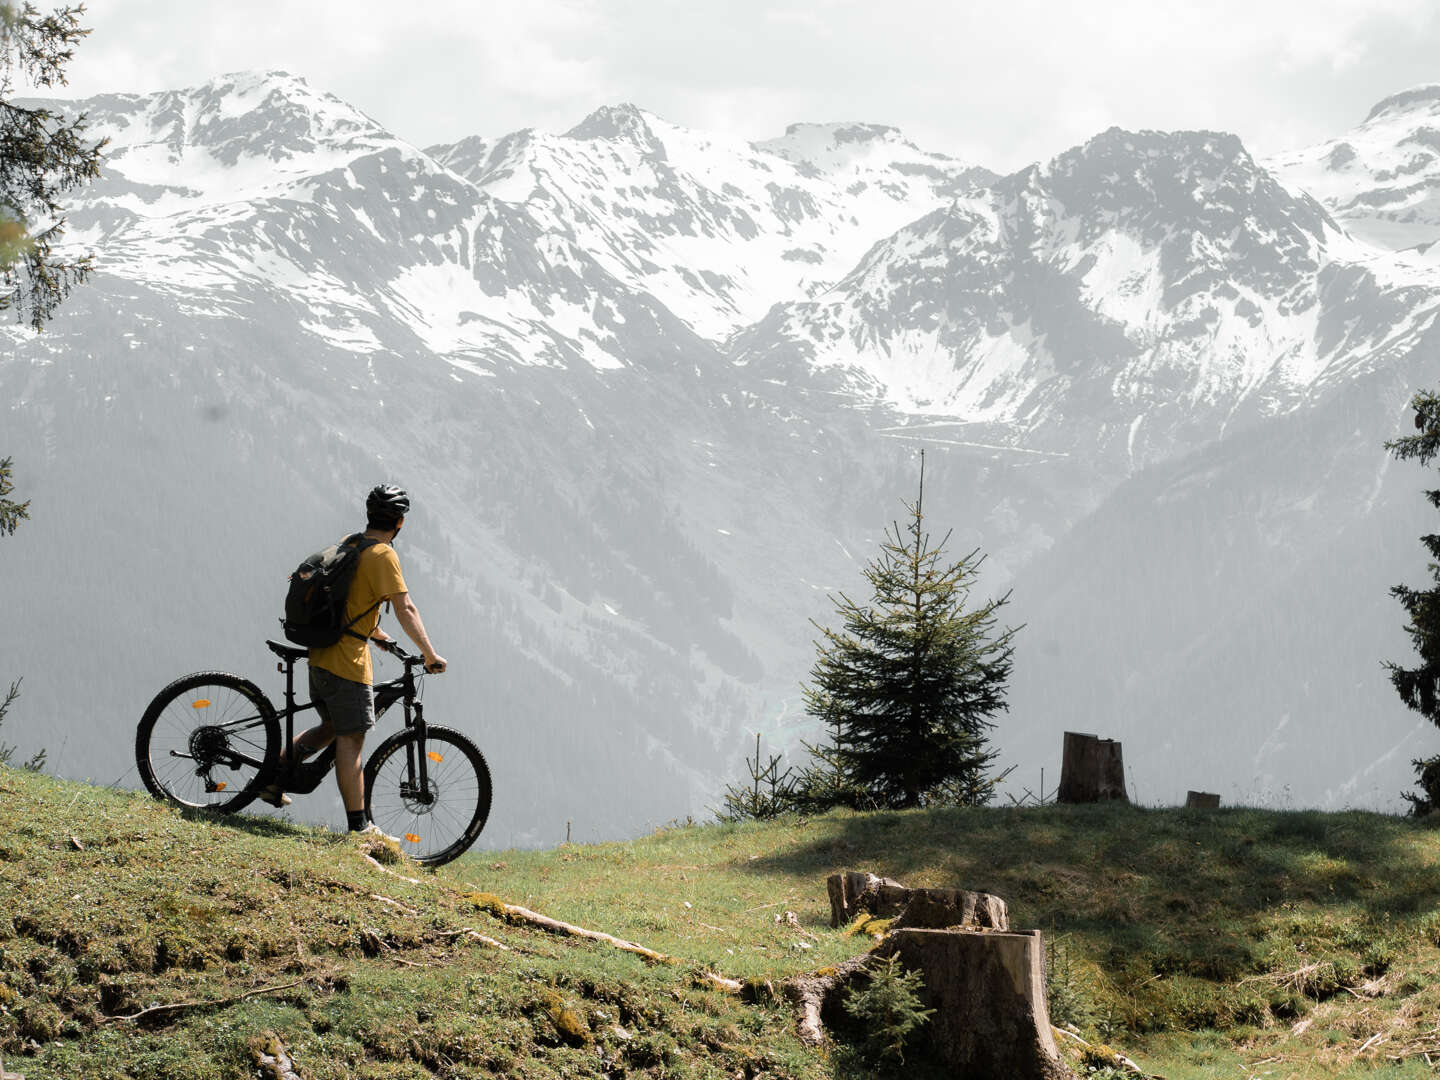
[{"x1": 266, "y1": 639, "x2": 309, "y2": 663}]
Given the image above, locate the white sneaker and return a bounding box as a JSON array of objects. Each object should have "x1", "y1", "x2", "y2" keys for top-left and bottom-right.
[{"x1": 354, "y1": 821, "x2": 400, "y2": 844}]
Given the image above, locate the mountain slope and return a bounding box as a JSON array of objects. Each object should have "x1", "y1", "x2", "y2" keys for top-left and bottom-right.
[
  {"x1": 1269, "y1": 85, "x2": 1440, "y2": 250},
  {"x1": 734, "y1": 127, "x2": 1440, "y2": 476},
  {"x1": 428, "y1": 105, "x2": 992, "y2": 340}
]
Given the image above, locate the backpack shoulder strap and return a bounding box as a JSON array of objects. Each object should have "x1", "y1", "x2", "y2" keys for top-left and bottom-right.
[{"x1": 340, "y1": 535, "x2": 387, "y2": 641}]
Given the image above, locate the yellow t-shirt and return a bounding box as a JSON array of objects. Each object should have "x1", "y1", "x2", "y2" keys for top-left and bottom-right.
[{"x1": 308, "y1": 540, "x2": 407, "y2": 686}]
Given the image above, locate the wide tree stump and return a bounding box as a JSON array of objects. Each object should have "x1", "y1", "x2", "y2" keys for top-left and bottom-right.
[
  {"x1": 1185, "y1": 791, "x2": 1220, "y2": 809},
  {"x1": 826, "y1": 871, "x2": 1008, "y2": 931},
  {"x1": 878, "y1": 929, "x2": 1073, "y2": 1080},
  {"x1": 1056, "y1": 731, "x2": 1128, "y2": 803}
]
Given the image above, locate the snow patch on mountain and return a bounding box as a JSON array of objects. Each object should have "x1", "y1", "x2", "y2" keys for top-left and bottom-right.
[
  {"x1": 429, "y1": 104, "x2": 989, "y2": 341},
  {"x1": 1270, "y1": 83, "x2": 1440, "y2": 251},
  {"x1": 735, "y1": 126, "x2": 1440, "y2": 468}
]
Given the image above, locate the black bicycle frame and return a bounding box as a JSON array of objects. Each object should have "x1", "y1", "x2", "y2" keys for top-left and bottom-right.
[{"x1": 272, "y1": 651, "x2": 430, "y2": 797}]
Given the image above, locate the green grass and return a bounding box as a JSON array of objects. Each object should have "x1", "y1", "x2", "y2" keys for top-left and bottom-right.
[{"x1": 4, "y1": 767, "x2": 1440, "y2": 1078}]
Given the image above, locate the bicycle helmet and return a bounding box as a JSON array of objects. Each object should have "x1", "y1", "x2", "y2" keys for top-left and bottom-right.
[{"x1": 366, "y1": 484, "x2": 410, "y2": 525}]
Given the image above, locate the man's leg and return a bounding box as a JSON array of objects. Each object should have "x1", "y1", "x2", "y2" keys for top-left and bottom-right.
[
  {"x1": 309, "y1": 666, "x2": 377, "y2": 832},
  {"x1": 333, "y1": 731, "x2": 366, "y2": 814},
  {"x1": 285, "y1": 721, "x2": 336, "y2": 764}
]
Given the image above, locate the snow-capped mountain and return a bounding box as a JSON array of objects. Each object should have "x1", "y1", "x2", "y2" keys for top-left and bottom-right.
[
  {"x1": 735, "y1": 126, "x2": 1440, "y2": 476},
  {"x1": 5, "y1": 72, "x2": 1440, "y2": 836},
  {"x1": 427, "y1": 105, "x2": 992, "y2": 341},
  {"x1": 1269, "y1": 85, "x2": 1440, "y2": 250}
]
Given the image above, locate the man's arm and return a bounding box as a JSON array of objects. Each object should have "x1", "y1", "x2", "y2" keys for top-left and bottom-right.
[{"x1": 390, "y1": 592, "x2": 447, "y2": 672}]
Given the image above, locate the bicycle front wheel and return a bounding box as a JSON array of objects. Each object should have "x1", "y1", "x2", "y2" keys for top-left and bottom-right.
[
  {"x1": 136, "y1": 672, "x2": 280, "y2": 813},
  {"x1": 364, "y1": 725, "x2": 491, "y2": 866}
]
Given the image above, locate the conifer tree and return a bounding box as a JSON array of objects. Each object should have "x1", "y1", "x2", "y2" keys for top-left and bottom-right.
[
  {"x1": 0, "y1": 2, "x2": 104, "y2": 330},
  {"x1": 801, "y1": 452, "x2": 1018, "y2": 809},
  {"x1": 1386, "y1": 390, "x2": 1440, "y2": 810},
  {"x1": 0, "y1": 455, "x2": 27, "y2": 536}
]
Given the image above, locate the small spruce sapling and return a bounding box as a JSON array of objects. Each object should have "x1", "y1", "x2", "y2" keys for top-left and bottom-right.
[
  {"x1": 718, "y1": 732, "x2": 796, "y2": 821},
  {"x1": 841, "y1": 953, "x2": 935, "y2": 1068}
]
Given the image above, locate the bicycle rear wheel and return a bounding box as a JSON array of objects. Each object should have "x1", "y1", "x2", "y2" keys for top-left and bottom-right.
[
  {"x1": 364, "y1": 725, "x2": 491, "y2": 866},
  {"x1": 136, "y1": 672, "x2": 280, "y2": 813}
]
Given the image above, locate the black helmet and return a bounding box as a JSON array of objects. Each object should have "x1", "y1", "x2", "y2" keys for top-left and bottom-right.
[{"x1": 366, "y1": 484, "x2": 410, "y2": 524}]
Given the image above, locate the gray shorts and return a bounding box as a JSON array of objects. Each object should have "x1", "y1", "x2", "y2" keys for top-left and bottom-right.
[{"x1": 308, "y1": 666, "x2": 375, "y2": 736}]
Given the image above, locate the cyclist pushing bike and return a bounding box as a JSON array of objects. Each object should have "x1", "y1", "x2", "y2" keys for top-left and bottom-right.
[
  {"x1": 258, "y1": 484, "x2": 447, "y2": 837},
  {"x1": 137, "y1": 484, "x2": 490, "y2": 864}
]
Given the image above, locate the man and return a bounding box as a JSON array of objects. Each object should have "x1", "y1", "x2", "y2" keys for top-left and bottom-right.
[{"x1": 262, "y1": 484, "x2": 447, "y2": 835}]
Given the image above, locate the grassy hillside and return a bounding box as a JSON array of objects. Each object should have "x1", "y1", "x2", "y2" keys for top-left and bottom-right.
[{"x1": 3, "y1": 767, "x2": 1440, "y2": 1078}]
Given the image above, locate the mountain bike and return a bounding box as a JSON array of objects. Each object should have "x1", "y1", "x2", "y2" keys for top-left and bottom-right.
[{"x1": 135, "y1": 638, "x2": 491, "y2": 866}]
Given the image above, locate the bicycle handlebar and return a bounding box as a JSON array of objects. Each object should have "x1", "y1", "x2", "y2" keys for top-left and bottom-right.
[{"x1": 375, "y1": 639, "x2": 444, "y2": 673}]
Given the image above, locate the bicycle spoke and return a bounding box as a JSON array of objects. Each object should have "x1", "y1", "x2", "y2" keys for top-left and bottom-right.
[
  {"x1": 138, "y1": 675, "x2": 279, "y2": 812},
  {"x1": 366, "y1": 729, "x2": 489, "y2": 865}
]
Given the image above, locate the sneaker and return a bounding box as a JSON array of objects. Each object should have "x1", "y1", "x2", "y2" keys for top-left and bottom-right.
[
  {"x1": 257, "y1": 782, "x2": 291, "y2": 808},
  {"x1": 354, "y1": 821, "x2": 400, "y2": 844}
]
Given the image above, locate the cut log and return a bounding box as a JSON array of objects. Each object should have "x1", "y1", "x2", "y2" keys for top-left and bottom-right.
[
  {"x1": 826, "y1": 871, "x2": 1008, "y2": 931},
  {"x1": 893, "y1": 888, "x2": 1008, "y2": 931},
  {"x1": 878, "y1": 929, "x2": 1074, "y2": 1080},
  {"x1": 1185, "y1": 791, "x2": 1221, "y2": 809},
  {"x1": 826, "y1": 871, "x2": 905, "y2": 927},
  {"x1": 1056, "y1": 731, "x2": 1128, "y2": 804}
]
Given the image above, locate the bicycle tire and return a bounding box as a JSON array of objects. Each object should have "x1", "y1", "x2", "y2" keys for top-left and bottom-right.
[
  {"x1": 136, "y1": 672, "x2": 281, "y2": 814},
  {"x1": 364, "y1": 725, "x2": 491, "y2": 867}
]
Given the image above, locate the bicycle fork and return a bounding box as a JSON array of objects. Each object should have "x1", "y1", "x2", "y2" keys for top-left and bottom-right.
[{"x1": 402, "y1": 702, "x2": 436, "y2": 806}]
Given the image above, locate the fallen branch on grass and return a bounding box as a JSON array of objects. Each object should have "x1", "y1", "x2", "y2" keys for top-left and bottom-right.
[
  {"x1": 101, "y1": 980, "x2": 302, "y2": 1024},
  {"x1": 434, "y1": 926, "x2": 510, "y2": 951},
  {"x1": 1052, "y1": 1025, "x2": 1150, "y2": 1077},
  {"x1": 361, "y1": 852, "x2": 421, "y2": 884},
  {"x1": 369, "y1": 892, "x2": 419, "y2": 915},
  {"x1": 466, "y1": 892, "x2": 676, "y2": 964},
  {"x1": 1241, "y1": 962, "x2": 1324, "y2": 990}
]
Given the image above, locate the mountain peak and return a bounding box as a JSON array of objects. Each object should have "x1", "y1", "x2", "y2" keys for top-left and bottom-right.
[
  {"x1": 758, "y1": 121, "x2": 920, "y2": 163},
  {"x1": 786, "y1": 121, "x2": 902, "y2": 143},
  {"x1": 1364, "y1": 84, "x2": 1440, "y2": 124},
  {"x1": 564, "y1": 103, "x2": 664, "y2": 148}
]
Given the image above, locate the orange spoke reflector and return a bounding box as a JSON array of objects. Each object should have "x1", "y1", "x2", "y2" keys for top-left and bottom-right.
[
  {"x1": 426, "y1": 751, "x2": 444, "y2": 763},
  {"x1": 215, "y1": 782, "x2": 227, "y2": 791},
  {"x1": 192, "y1": 699, "x2": 211, "y2": 708},
  {"x1": 404, "y1": 833, "x2": 421, "y2": 844}
]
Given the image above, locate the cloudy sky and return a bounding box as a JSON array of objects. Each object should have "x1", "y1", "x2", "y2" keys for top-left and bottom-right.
[{"x1": 42, "y1": 0, "x2": 1440, "y2": 171}]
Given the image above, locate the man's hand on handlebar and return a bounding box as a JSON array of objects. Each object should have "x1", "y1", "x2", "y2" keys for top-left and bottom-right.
[{"x1": 373, "y1": 636, "x2": 446, "y2": 673}]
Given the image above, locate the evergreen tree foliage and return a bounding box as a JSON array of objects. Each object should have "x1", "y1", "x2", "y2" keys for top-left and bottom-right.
[
  {"x1": 0, "y1": 2, "x2": 104, "y2": 330},
  {"x1": 1385, "y1": 390, "x2": 1440, "y2": 811},
  {"x1": 801, "y1": 453, "x2": 1018, "y2": 809},
  {"x1": 840, "y1": 953, "x2": 934, "y2": 1069},
  {"x1": 716, "y1": 733, "x2": 796, "y2": 821},
  {"x1": 0, "y1": 455, "x2": 27, "y2": 536}
]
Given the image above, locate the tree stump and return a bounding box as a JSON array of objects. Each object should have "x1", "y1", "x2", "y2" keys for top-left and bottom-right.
[
  {"x1": 878, "y1": 929, "x2": 1073, "y2": 1080},
  {"x1": 1056, "y1": 731, "x2": 1128, "y2": 803},
  {"x1": 826, "y1": 871, "x2": 906, "y2": 927},
  {"x1": 826, "y1": 871, "x2": 1008, "y2": 931},
  {"x1": 1185, "y1": 791, "x2": 1220, "y2": 809}
]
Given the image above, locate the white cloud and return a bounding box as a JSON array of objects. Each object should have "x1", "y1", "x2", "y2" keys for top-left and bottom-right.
[{"x1": 40, "y1": 0, "x2": 1440, "y2": 171}]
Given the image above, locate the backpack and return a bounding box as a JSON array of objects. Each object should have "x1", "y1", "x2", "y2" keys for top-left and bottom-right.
[{"x1": 281, "y1": 533, "x2": 382, "y2": 648}]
